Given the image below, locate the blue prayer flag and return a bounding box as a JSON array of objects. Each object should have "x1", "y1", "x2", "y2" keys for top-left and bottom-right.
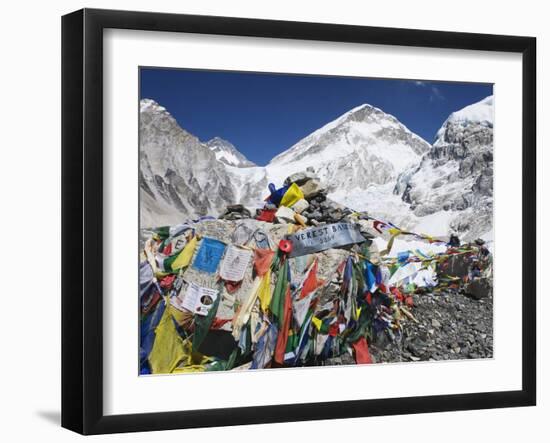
[{"x1": 192, "y1": 237, "x2": 226, "y2": 274}]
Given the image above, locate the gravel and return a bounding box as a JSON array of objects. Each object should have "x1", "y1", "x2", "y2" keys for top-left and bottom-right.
[{"x1": 369, "y1": 289, "x2": 493, "y2": 363}]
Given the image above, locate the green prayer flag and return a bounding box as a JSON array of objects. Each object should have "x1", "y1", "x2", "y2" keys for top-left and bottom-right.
[
  {"x1": 192, "y1": 287, "x2": 221, "y2": 352},
  {"x1": 270, "y1": 259, "x2": 289, "y2": 326}
]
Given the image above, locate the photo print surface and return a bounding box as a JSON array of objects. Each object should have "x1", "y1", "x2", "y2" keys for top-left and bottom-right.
[{"x1": 138, "y1": 68, "x2": 494, "y2": 375}]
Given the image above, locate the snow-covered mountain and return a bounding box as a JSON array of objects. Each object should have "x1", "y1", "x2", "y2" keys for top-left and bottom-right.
[
  {"x1": 263, "y1": 104, "x2": 432, "y2": 231},
  {"x1": 205, "y1": 137, "x2": 256, "y2": 168},
  {"x1": 139, "y1": 99, "x2": 264, "y2": 228},
  {"x1": 394, "y1": 96, "x2": 494, "y2": 240},
  {"x1": 140, "y1": 97, "x2": 493, "y2": 242},
  {"x1": 267, "y1": 104, "x2": 430, "y2": 189}
]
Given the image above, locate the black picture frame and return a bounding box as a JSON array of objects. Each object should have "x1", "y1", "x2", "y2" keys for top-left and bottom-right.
[{"x1": 61, "y1": 8, "x2": 537, "y2": 435}]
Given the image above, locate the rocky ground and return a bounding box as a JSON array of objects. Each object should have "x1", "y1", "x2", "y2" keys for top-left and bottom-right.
[
  {"x1": 379, "y1": 289, "x2": 493, "y2": 362},
  {"x1": 327, "y1": 289, "x2": 493, "y2": 366}
]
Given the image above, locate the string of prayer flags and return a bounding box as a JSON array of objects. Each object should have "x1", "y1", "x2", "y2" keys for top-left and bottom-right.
[{"x1": 140, "y1": 202, "x2": 491, "y2": 374}]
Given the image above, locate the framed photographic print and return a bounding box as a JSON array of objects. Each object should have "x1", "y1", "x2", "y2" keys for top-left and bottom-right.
[{"x1": 61, "y1": 8, "x2": 536, "y2": 435}]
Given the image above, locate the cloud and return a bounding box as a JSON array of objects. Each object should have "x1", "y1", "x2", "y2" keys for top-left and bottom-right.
[
  {"x1": 413, "y1": 80, "x2": 445, "y2": 101},
  {"x1": 429, "y1": 85, "x2": 445, "y2": 101}
]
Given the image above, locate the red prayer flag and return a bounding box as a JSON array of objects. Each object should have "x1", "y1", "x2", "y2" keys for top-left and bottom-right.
[
  {"x1": 274, "y1": 287, "x2": 292, "y2": 364},
  {"x1": 254, "y1": 248, "x2": 275, "y2": 277},
  {"x1": 300, "y1": 260, "x2": 319, "y2": 299},
  {"x1": 163, "y1": 243, "x2": 172, "y2": 255},
  {"x1": 352, "y1": 337, "x2": 373, "y2": 364},
  {"x1": 210, "y1": 318, "x2": 232, "y2": 330},
  {"x1": 328, "y1": 323, "x2": 339, "y2": 337},
  {"x1": 391, "y1": 286, "x2": 404, "y2": 301},
  {"x1": 256, "y1": 209, "x2": 276, "y2": 222},
  {"x1": 365, "y1": 292, "x2": 372, "y2": 305},
  {"x1": 159, "y1": 274, "x2": 176, "y2": 289}
]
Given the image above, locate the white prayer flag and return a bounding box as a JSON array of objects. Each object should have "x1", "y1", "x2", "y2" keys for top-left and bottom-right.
[
  {"x1": 219, "y1": 245, "x2": 253, "y2": 282},
  {"x1": 180, "y1": 282, "x2": 219, "y2": 316}
]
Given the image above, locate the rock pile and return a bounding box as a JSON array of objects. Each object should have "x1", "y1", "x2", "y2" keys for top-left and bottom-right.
[{"x1": 219, "y1": 169, "x2": 356, "y2": 227}]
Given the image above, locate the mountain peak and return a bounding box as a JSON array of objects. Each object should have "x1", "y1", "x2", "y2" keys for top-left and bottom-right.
[
  {"x1": 140, "y1": 98, "x2": 167, "y2": 114},
  {"x1": 435, "y1": 95, "x2": 494, "y2": 142},
  {"x1": 204, "y1": 137, "x2": 256, "y2": 168},
  {"x1": 269, "y1": 103, "x2": 429, "y2": 168}
]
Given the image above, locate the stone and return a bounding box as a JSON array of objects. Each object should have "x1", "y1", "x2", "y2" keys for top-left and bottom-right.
[
  {"x1": 308, "y1": 210, "x2": 322, "y2": 220},
  {"x1": 431, "y1": 319, "x2": 441, "y2": 328},
  {"x1": 284, "y1": 171, "x2": 317, "y2": 186},
  {"x1": 312, "y1": 193, "x2": 327, "y2": 203},
  {"x1": 226, "y1": 204, "x2": 246, "y2": 212},
  {"x1": 275, "y1": 206, "x2": 296, "y2": 223},
  {"x1": 464, "y1": 277, "x2": 492, "y2": 300},
  {"x1": 291, "y1": 198, "x2": 309, "y2": 214},
  {"x1": 220, "y1": 204, "x2": 252, "y2": 220},
  {"x1": 438, "y1": 253, "x2": 469, "y2": 279},
  {"x1": 294, "y1": 213, "x2": 308, "y2": 226},
  {"x1": 300, "y1": 179, "x2": 326, "y2": 199},
  {"x1": 328, "y1": 209, "x2": 344, "y2": 221}
]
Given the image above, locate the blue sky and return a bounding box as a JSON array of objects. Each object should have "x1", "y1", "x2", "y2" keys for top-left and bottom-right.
[{"x1": 140, "y1": 68, "x2": 492, "y2": 166}]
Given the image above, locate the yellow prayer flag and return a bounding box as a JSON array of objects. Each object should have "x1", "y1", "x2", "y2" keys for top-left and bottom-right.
[
  {"x1": 149, "y1": 303, "x2": 211, "y2": 374},
  {"x1": 280, "y1": 183, "x2": 304, "y2": 208},
  {"x1": 312, "y1": 316, "x2": 322, "y2": 331},
  {"x1": 258, "y1": 269, "x2": 272, "y2": 313},
  {"x1": 148, "y1": 305, "x2": 187, "y2": 374},
  {"x1": 171, "y1": 236, "x2": 198, "y2": 271}
]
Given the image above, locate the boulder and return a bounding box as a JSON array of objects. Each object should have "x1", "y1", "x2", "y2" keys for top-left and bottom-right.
[
  {"x1": 291, "y1": 198, "x2": 309, "y2": 214},
  {"x1": 284, "y1": 171, "x2": 317, "y2": 186},
  {"x1": 275, "y1": 206, "x2": 296, "y2": 223},
  {"x1": 219, "y1": 204, "x2": 252, "y2": 220},
  {"x1": 439, "y1": 254, "x2": 470, "y2": 279},
  {"x1": 464, "y1": 277, "x2": 492, "y2": 300},
  {"x1": 300, "y1": 179, "x2": 326, "y2": 199}
]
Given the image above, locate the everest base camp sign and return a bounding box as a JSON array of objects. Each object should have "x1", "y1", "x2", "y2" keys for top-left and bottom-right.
[{"x1": 287, "y1": 223, "x2": 366, "y2": 257}]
